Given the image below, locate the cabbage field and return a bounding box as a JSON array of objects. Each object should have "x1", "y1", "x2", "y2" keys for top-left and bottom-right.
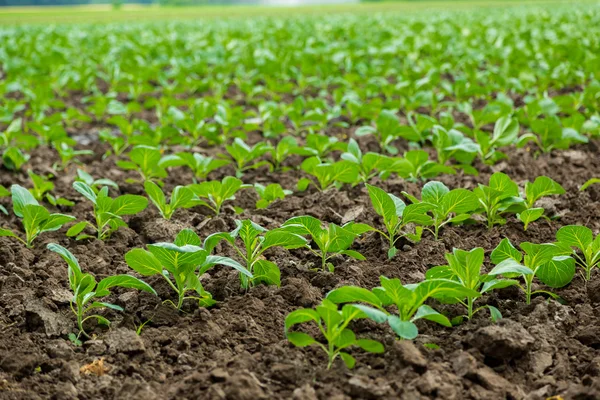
[{"x1": 1, "y1": 2, "x2": 600, "y2": 399}]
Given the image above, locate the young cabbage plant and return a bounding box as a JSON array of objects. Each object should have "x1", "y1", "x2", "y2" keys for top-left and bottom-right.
[
  {"x1": 268, "y1": 136, "x2": 300, "y2": 171},
  {"x1": 69, "y1": 182, "x2": 148, "y2": 240},
  {"x1": 53, "y1": 142, "x2": 93, "y2": 171},
  {"x1": 0, "y1": 185, "x2": 8, "y2": 215},
  {"x1": 48, "y1": 243, "x2": 156, "y2": 338},
  {"x1": 387, "y1": 150, "x2": 455, "y2": 182},
  {"x1": 75, "y1": 169, "x2": 119, "y2": 194},
  {"x1": 355, "y1": 110, "x2": 408, "y2": 154},
  {"x1": 254, "y1": 183, "x2": 291, "y2": 209},
  {"x1": 556, "y1": 225, "x2": 600, "y2": 281},
  {"x1": 188, "y1": 176, "x2": 249, "y2": 216},
  {"x1": 27, "y1": 170, "x2": 74, "y2": 207},
  {"x1": 159, "y1": 152, "x2": 230, "y2": 182},
  {"x1": 517, "y1": 116, "x2": 588, "y2": 154},
  {"x1": 431, "y1": 126, "x2": 480, "y2": 174},
  {"x1": 223, "y1": 138, "x2": 272, "y2": 177},
  {"x1": 204, "y1": 219, "x2": 307, "y2": 289},
  {"x1": 116, "y1": 145, "x2": 168, "y2": 185},
  {"x1": 285, "y1": 299, "x2": 384, "y2": 369},
  {"x1": 340, "y1": 139, "x2": 393, "y2": 183},
  {"x1": 297, "y1": 157, "x2": 359, "y2": 192},
  {"x1": 426, "y1": 247, "x2": 518, "y2": 321},
  {"x1": 473, "y1": 172, "x2": 525, "y2": 229},
  {"x1": 294, "y1": 133, "x2": 346, "y2": 158},
  {"x1": 281, "y1": 216, "x2": 369, "y2": 271},
  {"x1": 365, "y1": 183, "x2": 432, "y2": 259},
  {"x1": 326, "y1": 277, "x2": 479, "y2": 339},
  {"x1": 476, "y1": 116, "x2": 519, "y2": 164},
  {"x1": 518, "y1": 176, "x2": 565, "y2": 230},
  {"x1": 489, "y1": 238, "x2": 574, "y2": 304},
  {"x1": 125, "y1": 229, "x2": 251, "y2": 309},
  {"x1": 0, "y1": 185, "x2": 75, "y2": 248},
  {"x1": 144, "y1": 181, "x2": 196, "y2": 220},
  {"x1": 402, "y1": 181, "x2": 479, "y2": 240}
]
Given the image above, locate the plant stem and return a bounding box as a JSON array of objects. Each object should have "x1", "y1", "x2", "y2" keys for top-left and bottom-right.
[{"x1": 467, "y1": 297, "x2": 474, "y2": 320}]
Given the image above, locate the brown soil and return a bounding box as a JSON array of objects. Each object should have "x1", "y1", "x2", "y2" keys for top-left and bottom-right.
[{"x1": 2, "y1": 132, "x2": 600, "y2": 400}]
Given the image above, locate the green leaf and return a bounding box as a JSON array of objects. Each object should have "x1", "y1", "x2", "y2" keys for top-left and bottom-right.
[
  {"x1": 421, "y1": 181, "x2": 449, "y2": 205},
  {"x1": 525, "y1": 176, "x2": 565, "y2": 207},
  {"x1": 489, "y1": 259, "x2": 534, "y2": 276},
  {"x1": 556, "y1": 225, "x2": 593, "y2": 252},
  {"x1": 124, "y1": 248, "x2": 164, "y2": 276},
  {"x1": 537, "y1": 256, "x2": 576, "y2": 288},
  {"x1": 339, "y1": 352, "x2": 356, "y2": 369},
  {"x1": 47, "y1": 243, "x2": 82, "y2": 288},
  {"x1": 0, "y1": 228, "x2": 18, "y2": 238},
  {"x1": 262, "y1": 229, "x2": 308, "y2": 251},
  {"x1": 412, "y1": 305, "x2": 451, "y2": 327},
  {"x1": 356, "y1": 339, "x2": 384, "y2": 353},
  {"x1": 73, "y1": 181, "x2": 97, "y2": 204},
  {"x1": 366, "y1": 184, "x2": 396, "y2": 224},
  {"x1": 440, "y1": 189, "x2": 478, "y2": 216},
  {"x1": 388, "y1": 316, "x2": 418, "y2": 339},
  {"x1": 326, "y1": 286, "x2": 383, "y2": 308},
  {"x1": 491, "y1": 238, "x2": 522, "y2": 264},
  {"x1": 111, "y1": 195, "x2": 148, "y2": 216},
  {"x1": 144, "y1": 180, "x2": 166, "y2": 214},
  {"x1": 339, "y1": 249, "x2": 366, "y2": 260},
  {"x1": 286, "y1": 332, "x2": 316, "y2": 347},
  {"x1": 346, "y1": 304, "x2": 389, "y2": 323},
  {"x1": 252, "y1": 259, "x2": 280, "y2": 286},
  {"x1": 517, "y1": 208, "x2": 545, "y2": 230},
  {"x1": 491, "y1": 116, "x2": 519, "y2": 146},
  {"x1": 11, "y1": 184, "x2": 39, "y2": 218},
  {"x1": 96, "y1": 275, "x2": 157, "y2": 297},
  {"x1": 284, "y1": 308, "x2": 320, "y2": 331},
  {"x1": 488, "y1": 305, "x2": 502, "y2": 322},
  {"x1": 174, "y1": 229, "x2": 202, "y2": 247}
]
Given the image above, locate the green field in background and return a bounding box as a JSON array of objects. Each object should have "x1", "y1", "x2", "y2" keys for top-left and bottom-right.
[{"x1": 0, "y1": 0, "x2": 597, "y2": 25}]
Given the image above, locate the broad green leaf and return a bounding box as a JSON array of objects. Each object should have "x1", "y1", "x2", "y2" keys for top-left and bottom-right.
[
  {"x1": 517, "y1": 208, "x2": 544, "y2": 230},
  {"x1": 174, "y1": 229, "x2": 202, "y2": 247},
  {"x1": 327, "y1": 286, "x2": 383, "y2": 308},
  {"x1": 286, "y1": 332, "x2": 316, "y2": 347},
  {"x1": 253, "y1": 259, "x2": 281, "y2": 286},
  {"x1": 0, "y1": 228, "x2": 18, "y2": 238},
  {"x1": 73, "y1": 182, "x2": 97, "y2": 204},
  {"x1": 412, "y1": 305, "x2": 452, "y2": 327},
  {"x1": 388, "y1": 316, "x2": 418, "y2": 339},
  {"x1": 145, "y1": 180, "x2": 166, "y2": 212},
  {"x1": 111, "y1": 195, "x2": 148, "y2": 216},
  {"x1": 356, "y1": 339, "x2": 384, "y2": 353},
  {"x1": 124, "y1": 248, "x2": 163, "y2": 276},
  {"x1": 96, "y1": 275, "x2": 156, "y2": 297},
  {"x1": 346, "y1": 304, "x2": 388, "y2": 323},
  {"x1": 489, "y1": 259, "x2": 534, "y2": 276},
  {"x1": 11, "y1": 184, "x2": 39, "y2": 218},
  {"x1": 421, "y1": 181, "x2": 449, "y2": 205},
  {"x1": 262, "y1": 230, "x2": 308, "y2": 250},
  {"x1": 285, "y1": 308, "x2": 320, "y2": 331},
  {"x1": 491, "y1": 238, "x2": 522, "y2": 263},
  {"x1": 556, "y1": 225, "x2": 593, "y2": 251},
  {"x1": 202, "y1": 255, "x2": 252, "y2": 277},
  {"x1": 537, "y1": 256, "x2": 576, "y2": 288},
  {"x1": 47, "y1": 243, "x2": 82, "y2": 287},
  {"x1": 339, "y1": 250, "x2": 366, "y2": 260},
  {"x1": 525, "y1": 176, "x2": 565, "y2": 207},
  {"x1": 339, "y1": 352, "x2": 356, "y2": 369},
  {"x1": 366, "y1": 184, "x2": 396, "y2": 224},
  {"x1": 440, "y1": 189, "x2": 478, "y2": 216}
]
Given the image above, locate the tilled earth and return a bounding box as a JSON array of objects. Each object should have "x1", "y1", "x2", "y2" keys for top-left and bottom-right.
[{"x1": 2, "y1": 130, "x2": 600, "y2": 400}]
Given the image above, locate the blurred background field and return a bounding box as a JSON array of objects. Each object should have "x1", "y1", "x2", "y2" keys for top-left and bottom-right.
[{"x1": 0, "y1": 0, "x2": 595, "y2": 25}]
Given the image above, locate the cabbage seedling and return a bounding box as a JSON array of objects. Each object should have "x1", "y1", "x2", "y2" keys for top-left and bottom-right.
[
  {"x1": 188, "y1": 176, "x2": 250, "y2": 216},
  {"x1": 473, "y1": 172, "x2": 525, "y2": 229},
  {"x1": 297, "y1": 157, "x2": 359, "y2": 192},
  {"x1": 285, "y1": 299, "x2": 384, "y2": 369},
  {"x1": 125, "y1": 229, "x2": 251, "y2": 309},
  {"x1": 326, "y1": 277, "x2": 479, "y2": 339},
  {"x1": 365, "y1": 183, "x2": 432, "y2": 258},
  {"x1": 426, "y1": 247, "x2": 518, "y2": 321},
  {"x1": 204, "y1": 219, "x2": 307, "y2": 288},
  {"x1": 0, "y1": 185, "x2": 75, "y2": 247},
  {"x1": 489, "y1": 238, "x2": 574, "y2": 304},
  {"x1": 223, "y1": 138, "x2": 272, "y2": 177},
  {"x1": 116, "y1": 145, "x2": 168, "y2": 185},
  {"x1": 517, "y1": 176, "x2": 565, "y2": 230},
  {"x1": 48, "y1": 243, "x2": 156, "y2": 338},
  {"x1": 144, "y1": 181, "x2": 196, "y2": 220},
  {"x1": 282, "y1": 216, "x2": 370, "y2": 271},
  {"x1": 254, "y1": 183, "x2": 291, "y2": 209},
  {"x1": 403, "y1": 181, "x2": 478, "y2": 240},
  {"x1": 69, "y1": 182, "x2": 148, "y2": 240},
  {"x1": 340, "y1": 139, "x2": 393, "y2": 183},
  {"x1": 160, "y1": 152, "x2": 230, "y2": 182},
  {"x1": 556, "y1": 225, "x2": 600, "y2": 281}
]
